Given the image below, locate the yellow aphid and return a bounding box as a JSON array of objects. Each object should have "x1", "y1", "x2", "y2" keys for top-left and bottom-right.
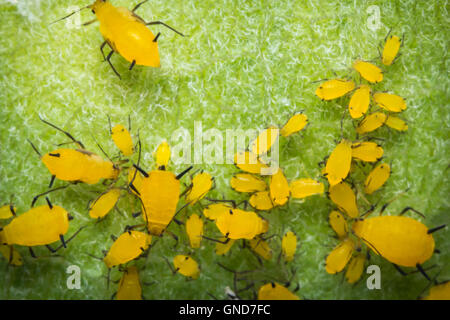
[
  {"x1": 0, "y1": 245, "x2": 23, "y2": 266},
  {"x1": 382, "y1": 35, "x2": 402, "y2": 66},
  {"x1": 385, "y1": 115, "x2": 408, "y2": 131},
  {"x1": 352, "y1": 142, "x2": 384, "y2": 162},
  {"x1": 329, "y1": 182, "x2": 359, "y2": 218},
  {"x1": 1, "y1": 204, "x2": 69, "y2": 247},
  {"x1": 231, "y1": 174, "x2": 267, "y2": 193},
  {"x1": 215, "y1": 208, "x2": 268, "y2": 240},
  {"x1": 258, "y1": 282, "x2": 300, "y2": 300},
  {"x1": 215, "y1": 237, "x2": 235, "y2": 255},
  {"x1": 155, "y1": 141, "x2": 171, "y2": 169},
  {"x1": 325, "y1": 238, "x2": 355, "y2": 274},
  {"x1": 234, "y1": 151, "x2": 268, "y2": 174},
  {"x1": 348, "y1": 85, "x2": 371, "y2": 119},
  {"x1": 248, "y1": 238, "x2": 272, "y2": 260},
  {"x1": 421, "y1": 281, "x2": 450, "y2": 300},
  {"x1": 328, "y1": 210, "x2": 348, "y2": 239},
  {"x1": 324, "y1": 139, "x2": 352, "y2": 186},
  {"x1": 173, "y1": 255, "x2": 200, "y2": 279},
  {"x1": 356, "y1": 112, "x2": 387, "y2": 135},
  {"x1": 186, "y1": 172, "x2": 213, "y2": 205},
  {"x1": 186, "y1": 214, "x2": 203, "y2": 248},
  {"x1": 315, "y1": 79, "x2": 355, "y2": 101},
  {"x1": 373, "y1": 92, "x2": 407, "y2": 112},
  {"x1": 364, "y1": 163, "x2": 391, "y2": 194},
  {"x1": 116, "y1": 266, "x2": 142, "y2": 300},
  {"x1": 352, "y1": 216, "x2": 439, "y2": 267},
  {"x1": 111, "y1": 124, "x2": 133, "y2": 156},
  {"x1": 42, "y1": 148, "x2": 119, "y2": 185},
  {"x1": 251, "y1": 126, "x2": 279, "y2": 156},
  {"x1": 0, "y1": 204, "x2": 15, "y2": 219},
  {"x1": 280, "y1": 113, "x2": 308, "y2": 137},
  {"x1": 282, "y1": 231, "x2": 297, "y2": 262},
  {"x1": 203, "y1": 203, "x2": 231, "y2": 221},
  {"x1": 103, "y1": 231, "x2": 152, "y2": 268},
  {"x1": 353, "y1": 60, "x2": 383, "y2": 83},
  {"x1": 249, "y1": 191, "x2": 274, "y2": 211},
  {"x1": 269, "y1": 168, "x2": 290, "y2": 206},
  {"x1": 345, "y1": 253, "x2": 366, "y2": 284},
  {"x1": 290, "y1": 178, "x2": 324, "y2": 199},
  {"x1": 88, "y1": 188, "x2": 121, "y2": 219},
  {"x1": 128, "y1": 167, "x2": 144, "y2": 196}
]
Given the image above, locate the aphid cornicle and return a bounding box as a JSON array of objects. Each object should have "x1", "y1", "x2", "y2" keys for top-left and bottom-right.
[
  {"x1": 258, "y1": 282, "x2": 300, "y2": 300},
  {"x1": 53, "y1": 0, "x2": 185, "y2": 79},
  {"x1": 324, "y1": 139, "x2": 352, "y2": 186},
  {"x1": 115, "y1": 266, "x2": 142, "y2": 300},
  {"x1": 315, "y1": 79, "x2": 355, "y2": 101},
  {"x1": 103, "y1": 230, "x2": 152, "y2": 268},
  {"x1": 352, "y1": 215, "x2": 446, "y2": 268}
]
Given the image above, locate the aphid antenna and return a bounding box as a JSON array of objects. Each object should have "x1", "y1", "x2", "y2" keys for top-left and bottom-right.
[
  {"x1": 38, "y1": 115, "x2": 85, "y2": 149},
  {"x1": 31, "y1": 185, "x2": 70, "y2": 207},
  {"x1": 27, "y1": 139, "x2": 42, "y2": 158},
  {"x1": 49, "y1": 5, "x2": 91, "y2": 25}
]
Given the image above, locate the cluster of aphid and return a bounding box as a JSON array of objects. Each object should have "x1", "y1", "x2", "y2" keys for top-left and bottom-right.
[{"x1": 314, "y1": 32, "x2": 448, "y2": 295}]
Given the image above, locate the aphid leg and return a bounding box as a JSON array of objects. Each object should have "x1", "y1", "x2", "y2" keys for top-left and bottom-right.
[
  {"x1": 29, "y1": 247, "x2": 37, "y2": 259},
  {"x1": 173, "y1": 218, "x2": 184, "y2": 226},
  {"x1": 164, "y1": 230, "x2": 179, "y2": 248},
  {"x1": 163, "y1": 257, "x2": 177, "y2": 275},
  {"x1": 48, "y1": 175, "x2": 56, "y2": 188},
  {"x1": 31, "y1": 185, "x2": 69, "y2": 207},
  {"x1": 46, "y1": 245, "x2": 56, "y2": 253},
  {"x1": 27, "y1": 139, "x2": 42, "y2": 157},
  {"x1": 45, "y1": 197, "x2": 53, "y2": 209},
  {"x1": 53, "y1": 225, "x2": 88, "y2": 252},
  {"x1": 9, "y1": 204, "x2": 16, "y2": 216},
  {"x1": 427, "y1": 225, "x2": 446, "y2": 234},
  {"x1": 39, "y1": 116, "x2": 85, "y2": 149},
  {"x1": 206, "y1": 292, "x2": 218, "y2": 300},
  {"x1": 132, "y1": 0, "x2": 150, "y2": 12},
  {"x1": 100, "y1": 41, "x2": 109, "y2": 61},
  {"x1": 399, "y1": 207, "x2": 425, "y2": 219},
  {"x1": 59, "y1": 235, "x2": 67, "y2": 249},
  {"x1": 392, "y1": 263, "x2": 407, "y2": 276},
  {"x1": 132, "y1": 211, "x2": 142, "y2": 218},
  {"x1": 416, "y1": 264, "x2": 431, "y2": 281},
  {"x1": 110, "y1": 235, "x2": 117, "y2": 242},
  {"x1": 82, "y1": 19, "x2": 97, "y2": 26},
  {"x1": 153, "y1": 32, "x2": 161, "y2": 43},
  {"x1": 106, "y1": 50, "x2": 122, "y2": 79},
  {"x1": 145, "y1": 21, "x2": 186, "y2": 37},
  {"x1": 202, "y1": 235, "x2": 229, "y2": 244},
  {"x1": 129, "y1": 60, "x2": 136, "y2": 71}
]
